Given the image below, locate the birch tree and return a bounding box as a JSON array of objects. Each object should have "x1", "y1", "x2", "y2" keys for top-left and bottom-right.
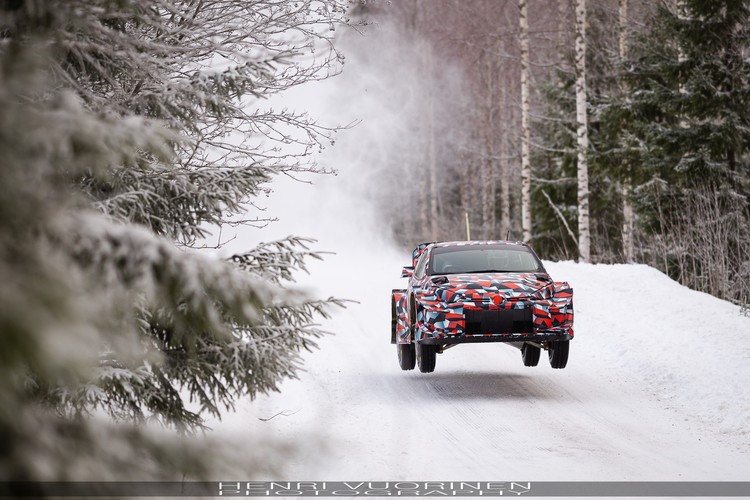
[
  {"x1": 480, "y1": 41, "x2": 499, "y2": 239},
  {"x1": 427, "y1": 42, "x2": 441, "y2": 240},
  {"x1": 574, "y1": 0, "x2": 591, "y2": 262},
  {"x1": 499, "y1": 86, "x2": 512, "y2": 240},
  {"x1": 345, "y1": 0, "x2": 591, "y2": 249},
  {"x1": 619, "y1": 0, "x2": 635, "y2": 262},
  {"x1": 520, "y1": 0, "x2": 533, "y2": 243}
]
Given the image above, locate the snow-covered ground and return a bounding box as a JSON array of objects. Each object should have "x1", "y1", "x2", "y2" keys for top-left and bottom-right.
[
  {"x1": 210, "y1": 169, "x2": 750, "y2": 482},
  {"x1": 206, "y1": 23, "x2": 750, "y2": 484}
]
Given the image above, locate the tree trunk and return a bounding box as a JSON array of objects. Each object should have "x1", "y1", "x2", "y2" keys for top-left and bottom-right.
[
  {"x1": 427, "y1": 43, "x2": 439, "y2": 241},
  {"x1": 558, "y1": 0, "x2": 568, "y2": 51},
  {"x1": 520, "y1": 0, "x2": 532, "y2": 243},
  {"x1": 488, "y1": 59, "x2": 497, "y2": 239},
  {"x1": 460, "y1": 151, "x2": 473, "y2": 240},
  {"x1": 574, "y1": 0, "x2": 591, "y2": 262},
  {"x1": 481, "y1": 53, "x2": 496, "y2": 239},
  {"x1": 418, "y1": 165, "x2": 429, "y2": 241},
  {"x1": 500, "y1": 88, "x2": 511, "y2": 240},
  {"x1": 619, "y1": 0, "x2": 634, "y2": 262}
]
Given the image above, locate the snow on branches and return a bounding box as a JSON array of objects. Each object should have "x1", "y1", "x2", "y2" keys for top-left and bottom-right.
[{"x1": 0, "y1": 0, "x2": 350, "y2": 482}]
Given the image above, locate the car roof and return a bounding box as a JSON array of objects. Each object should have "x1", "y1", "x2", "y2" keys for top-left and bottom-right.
[{"x1": 429, "y1": 240, "x2": 528, "y2": 249}]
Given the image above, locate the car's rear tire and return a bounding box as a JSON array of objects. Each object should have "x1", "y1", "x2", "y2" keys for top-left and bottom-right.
[
  {"x1": 521, "y1": 343, "x2": 540, "y2": 367},
  {"x1": 548, "y1": 340, "x2": 569, "y2": 369},
  {"x1": 397, "y1": 343, "x2": 416, "y2": 370},
  {"x1": 416, "y1": 342, "x2": 437, "y2": 373}
]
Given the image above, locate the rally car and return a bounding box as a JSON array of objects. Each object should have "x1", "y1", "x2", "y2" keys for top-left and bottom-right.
[{"x1": 391, "y1": 241, "x2": 574, "y2": 373}]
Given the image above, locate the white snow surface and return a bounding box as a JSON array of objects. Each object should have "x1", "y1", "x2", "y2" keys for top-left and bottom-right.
[
  {"x1": 211, "y1": 174, "x2": 750, "y2": 482},
  {"x1": 208, "y1": 24, "x2": 750, "y2": 482}
]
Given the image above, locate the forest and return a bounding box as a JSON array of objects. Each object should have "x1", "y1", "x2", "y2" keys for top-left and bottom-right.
[{"x1": 350, "y1": 0, "x2": 750, "y2": 308}]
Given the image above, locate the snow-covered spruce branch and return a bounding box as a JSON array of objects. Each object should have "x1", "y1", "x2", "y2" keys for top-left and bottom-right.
[
  {"x1": 85, "y1": 298, "x2": 345, "y2": 431},
  {"x1": 85, "y1": 162, "x2": 273, "y2": 243},
  {"x1": 52, "y1": 0, "x2": 352, "y2": 241},
  {"x1": 230, "y1": 236, "x2": 331, "y2": 284},
  {"x1": 54, "y1": 212, "x2": 279, "y2": 336},
  {"x1": 2, "y1": 0, "x2": 350, "y2": 479},
  {"x1": 153, "y1": 297, "x2": 346, "y2": 422},
  {"x1": 47, "y1": 212, "x2": 342, "y2": 430},
  {"x1": 52, "y1": 0, "x2": 348, "y2": 115}
]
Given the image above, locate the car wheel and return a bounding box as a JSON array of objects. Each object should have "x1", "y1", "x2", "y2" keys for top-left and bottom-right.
[
  {"x1": 416, "y1": 342, "x2": 437, "y2": 373},
  {"x1": 397, "y1": 343, "x2": 416, "y2": 371},
  {"x1": 521, "y1": 343, "x2": 540, "y2": 367},
  {"x1": 548, "y1": 340, "x2": 569, "y2": 369}
]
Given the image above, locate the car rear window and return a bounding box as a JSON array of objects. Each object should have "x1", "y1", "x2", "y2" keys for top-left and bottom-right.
[{"x1": 428, "y1": 245, "x2": 544, "y2": 275}]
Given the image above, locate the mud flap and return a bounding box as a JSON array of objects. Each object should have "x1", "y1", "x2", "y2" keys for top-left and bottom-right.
[{"x1": 391, "y1": 289, "x2": 406, "y2": 344}]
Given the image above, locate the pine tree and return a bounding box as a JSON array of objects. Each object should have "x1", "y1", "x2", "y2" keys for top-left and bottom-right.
[
  {"x1": 600, "y1": 0, "x2": 750, "y2": 301},
  {"x1": 1, "y1": 0, "x2": 348, "y2": 483},
  {"x1": 611, "y1": 0, "x2": 750, "y2": 187},
  {"x1": 530, "y1": 73, "x2": 579, "y2": 259}
]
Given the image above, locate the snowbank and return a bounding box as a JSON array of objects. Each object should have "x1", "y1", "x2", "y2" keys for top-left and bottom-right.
[{"x1": 547, "y1": 260, "x2": 750, "y2": 449}]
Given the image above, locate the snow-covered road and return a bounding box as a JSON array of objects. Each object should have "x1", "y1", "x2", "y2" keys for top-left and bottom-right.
[{"x1": 215, "y1": 199, "x2": 750, "y2": 480}]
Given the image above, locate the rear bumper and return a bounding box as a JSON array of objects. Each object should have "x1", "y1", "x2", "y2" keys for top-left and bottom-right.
[{"x1": 419, "y1": 331, "x2": 572, "y2": 345}]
